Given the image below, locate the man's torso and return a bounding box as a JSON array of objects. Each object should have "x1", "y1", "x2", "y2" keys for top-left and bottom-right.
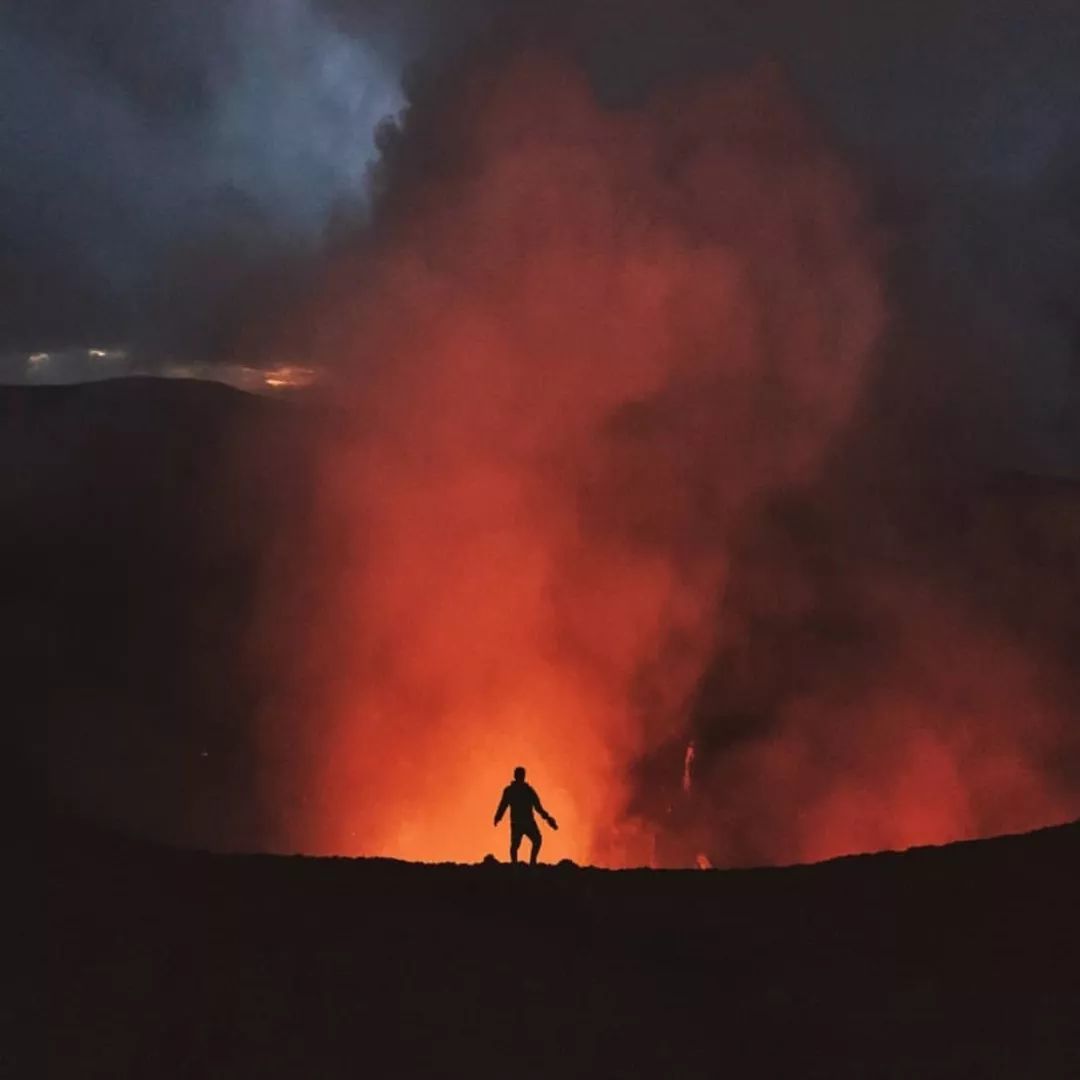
[{"x1": 504, "y1": 781, "x2": 537, "y2": 825}]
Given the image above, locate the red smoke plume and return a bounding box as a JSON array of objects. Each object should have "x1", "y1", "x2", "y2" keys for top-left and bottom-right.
[
  {"x1": 682, "y1": 583, "x2": 1078, "y2": 867},
  {"x1": 258, "y1": 55, "x2": 886, "y2": 865}
]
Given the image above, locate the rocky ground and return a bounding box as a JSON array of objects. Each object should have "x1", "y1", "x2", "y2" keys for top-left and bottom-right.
[{"x1": 49, "y1": 814, "x2": 1080, "y2": 1078}]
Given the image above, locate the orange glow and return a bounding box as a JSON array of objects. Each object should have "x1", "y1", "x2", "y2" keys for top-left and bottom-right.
[
  {"x1": 262, "y1": 364, "x2": 317, "y2": 390},
  {"x1": 256, "y1": 56, "x2": 884, "y2": 866},
  {"x1": 690, "y1": 587, "x2": 1080, "y2": 868},
  {"x1": 252, "y1": 53, "x2": 1080, "y2": 865}
]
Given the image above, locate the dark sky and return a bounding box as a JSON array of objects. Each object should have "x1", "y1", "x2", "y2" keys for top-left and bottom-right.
[{"x1": 2, "y1": 0, "x2": 1077, "y2": 464}]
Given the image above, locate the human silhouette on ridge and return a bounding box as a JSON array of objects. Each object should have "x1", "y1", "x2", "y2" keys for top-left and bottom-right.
[{"x1": 493, "y1": 766, "x2": 558, "y2": 865}]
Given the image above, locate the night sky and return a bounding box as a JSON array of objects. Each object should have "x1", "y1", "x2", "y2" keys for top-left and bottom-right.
[{"x1": 2, "y1": 1, "x2": 1077, "y2": 473}]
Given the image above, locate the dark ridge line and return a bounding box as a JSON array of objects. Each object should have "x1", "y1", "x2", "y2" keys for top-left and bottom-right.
[
  {"x1": 50, "y1": 806, "x2": 1080, "y2": 876},
  {"x1": 1, "y1": 373, "x2": 258, "y2": 398}
]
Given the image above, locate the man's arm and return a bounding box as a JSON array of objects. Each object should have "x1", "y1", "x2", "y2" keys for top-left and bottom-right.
[
  {"x1": 493, "y1": 789, "x2": 509, "y2": 826},
  {"x1": 533, "y1": 788, "x2": 558, "y2": 830}
]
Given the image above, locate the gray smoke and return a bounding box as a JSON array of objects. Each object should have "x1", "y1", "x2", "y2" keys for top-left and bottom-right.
[
  {"x1": 2, "y1": 1, "x2": 1076, "y2": 469},
  {"x1": 0, "y1": 0, "x2": 406, "y2": 360}
]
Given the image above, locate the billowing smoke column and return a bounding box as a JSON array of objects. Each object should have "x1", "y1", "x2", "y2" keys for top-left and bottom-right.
[
  {"x1": 260, "y1": 54, "x2": 885, "y2": 865},
  {"x1": 677, "y1": 577, "x2": 1079, "y2": 867}
]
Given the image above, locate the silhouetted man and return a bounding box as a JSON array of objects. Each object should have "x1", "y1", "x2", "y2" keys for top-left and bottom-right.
[{"x1": 493, "y1": 766, "x2": 558, "y2": 865}]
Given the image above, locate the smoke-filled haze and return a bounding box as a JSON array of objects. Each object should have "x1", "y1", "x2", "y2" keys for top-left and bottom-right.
[{"x1": 9, "y1": 1, "x2": 1079, "y2": 864}]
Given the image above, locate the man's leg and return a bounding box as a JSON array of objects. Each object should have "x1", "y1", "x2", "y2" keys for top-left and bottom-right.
[
  {"x1": 510, "y1": 825, "x2": 522, "y2": 864},
  {"x1": 529, "y1": 824, "x2": 542, "y2": 866}
]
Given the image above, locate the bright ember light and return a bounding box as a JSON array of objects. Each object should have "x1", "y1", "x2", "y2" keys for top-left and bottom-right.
[
  {"x1": 262, "y1": 364, "x2": 317, "y2": 390},
  {"x1": 379, "y1": 737, "x2": 597, "y2": 866},
  {"x1": 682, "y1": 741, "x2": 696, "y2": 795}
]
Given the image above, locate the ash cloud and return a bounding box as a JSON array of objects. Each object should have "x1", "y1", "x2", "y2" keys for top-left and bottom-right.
[
  {"x1": 256, "y1": 50, "x2": 886, "y2": 864},
  {"x1": 2, "y1": 1, "x2": 1077, "y2": 463},
  {"x1": 0, "y1": 0, "x2": 406, "y2": 360},
  {"x1": 252, "y1": 10, "x2": 1080, "y2": 866}
]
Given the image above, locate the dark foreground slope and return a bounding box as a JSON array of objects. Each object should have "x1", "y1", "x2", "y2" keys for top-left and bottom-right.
[{"x1": 50, "y1": 817, "x2": 1079, "y2": 1079}]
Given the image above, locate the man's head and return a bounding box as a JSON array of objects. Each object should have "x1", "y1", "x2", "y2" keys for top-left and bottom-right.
[{"x1": 513, "y1": 766, "x2": 526, "y2": 782}]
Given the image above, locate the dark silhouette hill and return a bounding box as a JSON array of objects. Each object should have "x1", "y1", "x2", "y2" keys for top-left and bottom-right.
[
  {"x1": 3, "y1": 378, "x2": 315, "y2": 848},
  {"x1": 49, "y1": 813, "x2": 1079, "y2": 1078}
]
